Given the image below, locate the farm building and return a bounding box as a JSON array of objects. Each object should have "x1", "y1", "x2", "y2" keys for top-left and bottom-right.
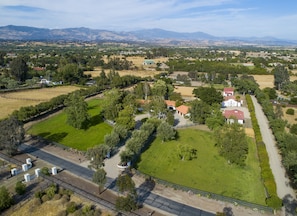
[
  {"x1": 223, "y1": 109, "x2": 244, "y2": 124},
  {"x1": 143, "y1": 59, "x2": 155, "y2": 65},
  {"x1": 223, "y1": 87, "x2": 234, "y2": 97}
]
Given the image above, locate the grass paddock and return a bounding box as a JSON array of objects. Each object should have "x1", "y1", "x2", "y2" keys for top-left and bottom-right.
[
  {"x1": 28, "y1": 99, "x2": 112, "y2": 151},
  {"x1": 137, "y1": 128, "x2": 266, "y2": 205}
]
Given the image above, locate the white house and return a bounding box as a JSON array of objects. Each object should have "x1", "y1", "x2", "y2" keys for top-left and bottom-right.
[
  {"x1": 222, "y1": 96, "x2": 241, "y2": 107},
  {"x1": 223, "y1": 109, "x2": 244, "y2": 124}
]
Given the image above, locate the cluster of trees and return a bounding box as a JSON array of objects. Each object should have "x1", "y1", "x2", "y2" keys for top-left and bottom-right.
[
  {"x1": 103, "y1": 57, "x2": 133, "y2": 70},
  {"x1": 215, "y1": 123, "x2": 248, "y2": 166},
  {"x1": 0, "y1": 116, "x2": 25, "y2": 155},
  {"x1": 190, "y1": 87, "x2": 225, "y2": 129},
  {"x1": 115, "y1": 173, "x2": 138, "y2": 212}
]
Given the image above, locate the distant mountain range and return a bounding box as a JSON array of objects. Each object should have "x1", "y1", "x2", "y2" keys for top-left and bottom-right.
[{"x1": 0, "y1": 25, "x2": 296, "y2": 46}]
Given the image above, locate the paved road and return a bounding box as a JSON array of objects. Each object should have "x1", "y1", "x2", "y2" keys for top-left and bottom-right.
[
  {"x1": 19, "y1": 143, "x2": 214, "y2": 216},
  {"x1": 251, "y1": 96, "x2": 296, "y2": 215},
  {"x1": 251, "y1": 96, "x2": 295, "y2": 198}
]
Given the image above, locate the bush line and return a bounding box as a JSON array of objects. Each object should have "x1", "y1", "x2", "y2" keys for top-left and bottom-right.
[{"x1": 246, "y1": 94, "x2": 282, "y2": 209}]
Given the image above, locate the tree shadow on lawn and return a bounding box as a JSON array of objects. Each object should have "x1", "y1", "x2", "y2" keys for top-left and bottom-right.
[
  {"x1": 47, "y1": 132, "x2": 68, "y2": 143},
  {"x1": 83, "y1": 114, "x2": 104, "y2": 130},
  {"x1": 137, "y1": 177, "x2": 156, "y2": 207},
  {"x1": 133, "y1": 135, "x2": 156, "y2": 170}
]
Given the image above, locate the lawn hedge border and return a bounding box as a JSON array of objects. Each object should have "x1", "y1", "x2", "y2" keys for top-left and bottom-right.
[{"x1": 246, "y1": 94, "x2": 282, "y2": 209}]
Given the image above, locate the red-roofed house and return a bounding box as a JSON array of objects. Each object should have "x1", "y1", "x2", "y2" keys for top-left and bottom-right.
[
  {"x1": 223, "y1": 87, "x2": 234, "y2": 97},
  {"x1": 222, "y1": 96, "x2": 241, "y2": 107},
  {"x1": 223, "y1": 109, "x2": 244, "y2": 124},
  {"x1": 165, "y1": 100, "x2": 176, "y2": 110},
  {"x1": 176, "y1": 105, "x2": 190, "y2": 117}
]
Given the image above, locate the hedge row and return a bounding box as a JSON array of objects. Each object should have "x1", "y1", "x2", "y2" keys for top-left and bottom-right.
[
  {"x1": 246, "y1": 94, "x2": 282, "y2": 209},
  {"x1": 10, "y1": 85, "x2": 109, "y2": 122}
]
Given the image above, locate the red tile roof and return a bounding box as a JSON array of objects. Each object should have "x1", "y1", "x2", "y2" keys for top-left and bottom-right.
[
  {"x1": 223, "y1": 109, "x2": 244, "y2": 120},
  {"x1": 176, "y1": 105, "x2": 189, "y2": 115},
  {"x1": 224, "y1": 87, "x2": 234, "y2": 93},
  {"x1": 165, "y1": 100, "x2": 176, "y2": 107}
]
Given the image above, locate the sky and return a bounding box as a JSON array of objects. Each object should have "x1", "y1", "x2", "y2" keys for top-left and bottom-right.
[{"x1": 0, "y1": 0, "x2": 297, "y2": 40}]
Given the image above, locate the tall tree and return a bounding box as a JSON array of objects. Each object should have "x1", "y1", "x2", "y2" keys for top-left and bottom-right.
[
  {"x1": 104, "y1": 132, "x2": 120, "y2": 150},
  {"x1": 157, "y1": 122, "x2": 176, "y2": 142},
  {"x1": 116, "y1": 106, "x2": 135, "y2": 130},
  {"x1": 192, "y1": 86, "x2": 223, "y2": 105},
  {"x1": 64, "y1": 92, "x2": 89, "y2": 129},
  {"x1": 0, "y1": 116, "x2": 25, "y2": 155},
  {"x1": 205, "y1": 107, "x2": 225, "y2": 130},
  {"x1": 149, "y1": 96, "x2": 167, "y2": 117},
  {"x1": 58, "y1": 63, "x2": 83, "y2": 84},
  {"x1": 10, "y1": 56, "x2": 28, "y2": 82},
  {"x1": 86, "y1": 144, "x2": 109, "y2": 169},
  {"x1": 189, "y1": 100, "x2": 211, "y2": 124},
  {"x1": 215, "y1": 123, "x2": 248, "y2": 166},
  {"x1": 101, "y1": 88, "x2": 123, "y2": 121},
  {"x1": 273, "y1": 65, "x2": 290, "y2": 90},
  {"x1": 116, "y1": 173, "x2": 136, "y2": 195},
  {"x1": 92, "y1": 168, "x2": 107, "y2": 194}
]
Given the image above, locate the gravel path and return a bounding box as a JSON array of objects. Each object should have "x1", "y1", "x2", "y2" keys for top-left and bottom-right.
[{"x1": 251, "y1": 96, "x2": 296, "y2": 215}]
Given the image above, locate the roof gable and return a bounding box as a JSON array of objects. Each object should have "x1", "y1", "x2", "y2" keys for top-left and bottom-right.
[
  {"x1": 176, "y1": 105, "x2": 189, "y2": 114},
  {"x1": 223, "y1": 109, "x2": 244, "y2": 120}
]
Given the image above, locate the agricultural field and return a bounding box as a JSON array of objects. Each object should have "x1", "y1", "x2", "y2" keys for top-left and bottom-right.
[
  {"x1": 85, "y1": 67, "x2": 161, "y2": 78},
  {"x1": 137, "y1": 128, "x2": 266, "y2": 205},
  {"x1": 0, "y1": 86, "x2": 80, "y2": 120},
  {"x1": 253, "y1": 75, "x2": 297, "y2": 89},
  {"x1": 27, "y1": 99, "x2": 112, "y2": 151},
  {"x1": 85, "y1": 56, "x2": 168, "y2": 78}
]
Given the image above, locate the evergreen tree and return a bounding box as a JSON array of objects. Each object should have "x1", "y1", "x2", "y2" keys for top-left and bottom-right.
[
  {"x1": 273, "y1": 65, "x2": 290, "y2": 90},
  {"x1": 10, "y1": 56, "x2": 28, "y2": 82},
  {"x1": 0, "y1": 186, "x2": 14, "y2": 211},
  {"x1": 215, "y1": 123, "x2": 248, "y2": 166},
  {"x1": 64, "y1": 92, "x2": 89, "y2": 129},
  {"x1": 0, "y1": 116, "x2": 25, "y2": 155}
]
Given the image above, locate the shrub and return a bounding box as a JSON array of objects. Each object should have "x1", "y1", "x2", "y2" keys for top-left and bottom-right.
[
  {"x1": 266, "y1": 195, "x2": 283, "y2": 209},
  {"x1": 53, "y1": 194, "x2": 61, "y2": 200},
  {"x1": 41, "y1": 194, "x2": 49, "y2": 203},
  {"x1": 286, "y1": 108, "x2": 295, "y2": 115},
  {"x1": 290, "y1": 124, "x2": 297, "y2": 135},
  {"x1": 32, "y1": 198, "x2": 42, "y2": 206},
  {"x1": 41, "y1": 167, "x2": 50, "y2": 176},
  {"x1": 34, "y1": 190, "x2": 43, "y2": 199},
  {"x1": 46, "y1": 184, "x2": 57, "y2": 199},
  {"x1": 66, "y1": 201, "x2": 77, "y2": 214},
  {"x1": 15, "y1": 181, "x2": 26, "y2": 195}
]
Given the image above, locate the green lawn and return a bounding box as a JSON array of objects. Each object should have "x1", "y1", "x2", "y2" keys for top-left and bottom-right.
[
  {"x1": 28, "y1": 99, "x2": 112, "y2": 151},
  {"x1": 137, "y1": 128, "x2": 266, "y2": 205}
]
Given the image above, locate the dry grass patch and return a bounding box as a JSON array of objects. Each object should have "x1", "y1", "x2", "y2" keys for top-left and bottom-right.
[
  {"x1": 10, "y1": 194, "x2": 113, "y2": 216},
  {"x1": 174, "y1": 86, "x2": 195, "y2": 97},
  {"x1": 283, "y1": 107, "x2": 297, "y2": 125},
  {"x1": 84, "y1": 67, "x2": 161, "y2": 78},
  {"x1": 0, "y1": 86, "x2": 80, "y2": 120},
  {"x1": 245, "y1": 128, "x2": 255, "y2": 138},
  {"x1": 253, "y1": 75, "x2": 297, "y2": 89}
]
